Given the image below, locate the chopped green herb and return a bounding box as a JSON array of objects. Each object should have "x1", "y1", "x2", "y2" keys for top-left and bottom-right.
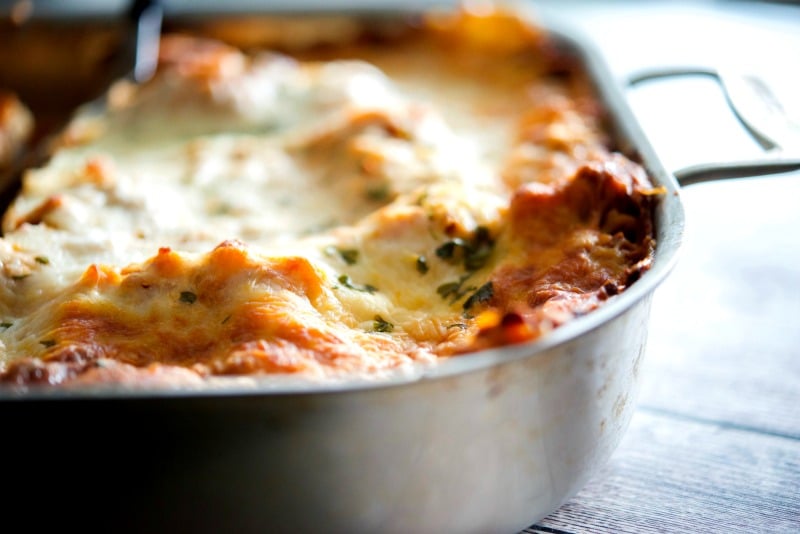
[
  {"x1": 338, "y1": 274, "x2": 377, "y2": 294},
  {"x1": 221, "y1": 314, "x2": 232, "y2": 325},
  {"x1": 463, "y1": 282, "x2": 494, "y2": 311},
  {"x1": 40, "y1": 339, "x2": 56, "y2": 348},
  {"x1": 458, "y1": 286, "x2": 478, "y2": 303},
  {"x1": 324, "y1": 246, "x2": 360, "y2": 265},
  {"x1": 11, "y1": 274, "x2": 29, "y2": 281},
  {"x1": 436, "y1": 274, "x2": 476, "y2": 304},
  {"x1": 436, "y1": 281, "x2": 462, "y2": 299},
  {"x1": 338, "y1": 249, "x2": 359, "y2": 265},
  {"x1": 434, "y1": 226, "x2": 495, "y2": 272},
  {"x1": 34, "y1": 256, "x2": 50, "y2": 265},
  {"x1": 463, "y1": 227, "x2": 494, "y2": 271},
  {"x1": 366, "y1": 184, "x2": 390, "y2": 201},
  {"x1": 436, "y1": 226, "x2": 494, "y2": 271},
  {"x1": 179, "y1": 291, "x2": 197, "y2": 304},
  {"x1": 447, "y1": 323, "x2": 468, "y2": 330},
  {"x1": 0, "y1": 321, "x2": 13, "y2": 329},
  {"x1": 464, "y1": 250, "x2": 491, "y2": 271},
  {"x1": 373, "y1": 315, "x2": 394, "y2": 333},
  {"x1": 415, "y1": 255, "x2": 429, "y2": 275},
  {"x1": 435, "y1": 239, "x2": 465, "y2": 260}
]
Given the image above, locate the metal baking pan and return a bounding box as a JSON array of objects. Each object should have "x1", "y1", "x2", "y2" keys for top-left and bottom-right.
[{"x1": 0, "y1": 2, "x2": 798, "y2": 533}]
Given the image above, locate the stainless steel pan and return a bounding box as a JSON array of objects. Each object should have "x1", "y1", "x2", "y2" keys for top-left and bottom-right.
[{"x1": 1, "y1": 5, "x2": 798, "y2": 534}]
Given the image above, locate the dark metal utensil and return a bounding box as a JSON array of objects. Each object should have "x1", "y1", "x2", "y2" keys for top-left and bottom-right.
[
  {"x1": 124, "y1": 0, "x2": 164, "y2": 85},
  {"x1": 0, "y1": 0, "x2": 163, "y2": 206}
]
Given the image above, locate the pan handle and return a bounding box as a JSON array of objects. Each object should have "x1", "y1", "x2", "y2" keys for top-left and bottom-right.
[{"x1": 626, "y1": 67, "x2": 800, "y2": 186}]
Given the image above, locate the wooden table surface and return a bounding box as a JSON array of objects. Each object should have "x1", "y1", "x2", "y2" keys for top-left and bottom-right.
[{"x1": 519, "y1": 1, "x2": 800, "y2": 532}]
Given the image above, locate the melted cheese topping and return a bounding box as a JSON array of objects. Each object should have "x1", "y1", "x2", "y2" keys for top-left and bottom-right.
[{"x1": 0, "y1": 10, "x2": 660, "y2": 389}]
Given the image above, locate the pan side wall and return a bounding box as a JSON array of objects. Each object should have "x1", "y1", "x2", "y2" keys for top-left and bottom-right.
[{"x1": 0, "y1": 294, "x2": 652, "y2": 534}]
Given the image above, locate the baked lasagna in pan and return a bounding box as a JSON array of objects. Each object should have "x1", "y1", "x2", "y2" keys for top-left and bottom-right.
[{"x1": 0, "y1": 8, "x2": 661, "y2": 388}]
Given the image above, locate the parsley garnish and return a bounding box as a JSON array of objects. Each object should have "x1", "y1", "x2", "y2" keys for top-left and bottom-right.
[
  {"x1": 436, "y1": 273, "x2": 476, "y2": 304},
  {"x1": 373, "y1": 315, "x2": 394, "y2": 333},
  {"x1": 416, "y1": 255, "x2": 429, "y2": 275},
  {"x1": 435, "y1": 239, "x2": 464, "y2": 260},
  {"x1": 340, "y1": 249, "x2": 359, "y2": 265},
  {"x1": 436, "y1": 281, "x2": 462, "y2": 299},
  {"x1": 366, "y1": 184, "x2": 390, "y2": 201},
  {"x1": 179, "y1": 291, "x2": 197, "y2": 304},
  {"x1": 40, "y1": 339, "x2": 56, "y2": 348},
  {"x1": 34, "y1": 256, "x2": 50, "y2": 265},
  {"x1": 0, "y1": 321, "x2": 13, "y2": 329},
  {"x1": 464, "y1": 227, "x2": 494, "y2": 271},
  {"x1": 462, "y1": 282, "x2": 494, "y2": 311},
  {"x1": 325, "y1": 246, "x2": 360, "y2": 265},
  {"x1": 435, "y1": 226, "x2": 495, "y2": 272},
  {"x1": 338, "y1": 274, "x2": 378, "y2": 294}
]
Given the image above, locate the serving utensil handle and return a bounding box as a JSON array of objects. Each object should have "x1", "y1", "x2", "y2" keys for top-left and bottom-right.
[{"x1": 124, "y1": 0, "x2": 164, "y2": 84}]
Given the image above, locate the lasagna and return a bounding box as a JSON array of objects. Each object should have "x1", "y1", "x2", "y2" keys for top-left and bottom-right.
[{"x1": 0, "y1": 9, "x2": 660, "y2": 389}]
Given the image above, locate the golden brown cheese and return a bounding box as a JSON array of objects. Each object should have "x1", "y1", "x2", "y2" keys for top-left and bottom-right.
[{"x1": 0, "y1": 9, "x2": 660, "y2": 389}]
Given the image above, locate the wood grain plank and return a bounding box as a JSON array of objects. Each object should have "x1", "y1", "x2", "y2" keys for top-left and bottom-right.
[
  {"x1": 523, "y1": 410, "x2": 800, "y2": 534},
  {"x1": 639, "y1": 172, "x2": 800, "y2": 438}
]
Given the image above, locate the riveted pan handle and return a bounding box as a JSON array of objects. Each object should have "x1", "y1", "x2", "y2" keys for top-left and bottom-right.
[{"x1": 626, "y1": 67, "x2": 800, "y2": 186}]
